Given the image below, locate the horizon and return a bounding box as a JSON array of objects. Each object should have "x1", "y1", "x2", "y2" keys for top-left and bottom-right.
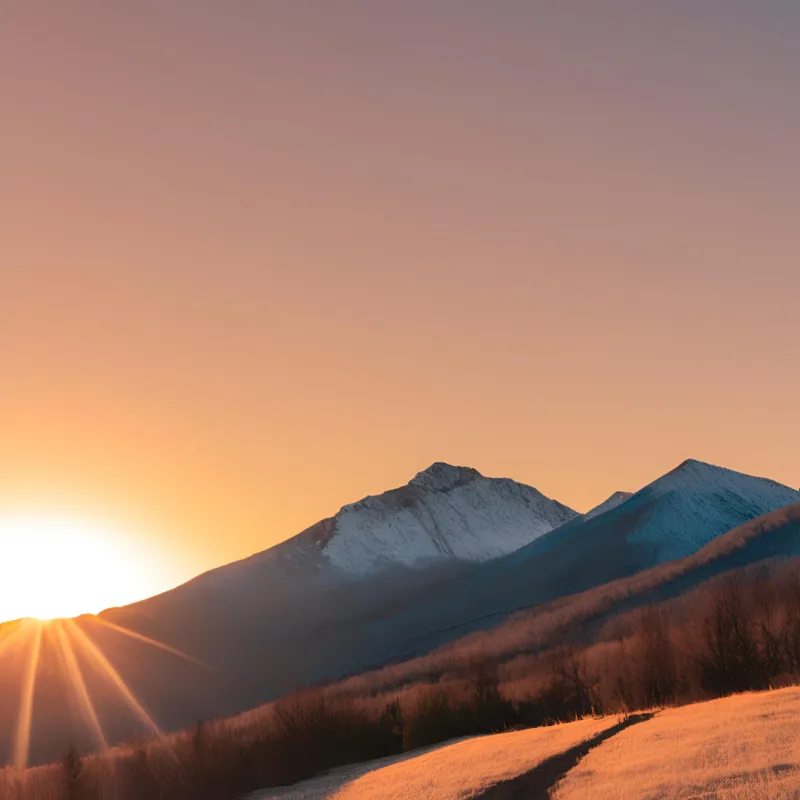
[{"x1": 4, "y1": 4, "x2": 800, "y2": 628}]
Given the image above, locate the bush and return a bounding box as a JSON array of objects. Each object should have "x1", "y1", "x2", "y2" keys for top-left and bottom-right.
[{"x1": 537, "y1": 650, "x2": 600, "y2": 722}]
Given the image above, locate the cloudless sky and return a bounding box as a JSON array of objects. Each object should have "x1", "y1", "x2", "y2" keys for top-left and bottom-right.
[{"x1": 2, "y1": 2, "x2": 799, "y2": 601}]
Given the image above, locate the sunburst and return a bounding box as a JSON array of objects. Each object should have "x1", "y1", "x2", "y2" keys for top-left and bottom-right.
[
  {"x1": 52, "y1": 622, "x2": 108, "y2": 753},
  {"x1": 13, "y1": 622, "x2": 43, "y2": 773},
  {"x1": 0, "y1": 614, "x2": 205, "y2": 778}
]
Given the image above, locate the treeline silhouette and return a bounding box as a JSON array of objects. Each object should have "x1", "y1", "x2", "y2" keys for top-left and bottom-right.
[{"x1": 3, "y1": 559, "x2": 800, "y2": 800}]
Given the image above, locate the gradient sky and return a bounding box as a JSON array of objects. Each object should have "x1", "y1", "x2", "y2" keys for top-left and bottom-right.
[{"x1": 2, "y1": 2, "x2": 799, "y2": 602}]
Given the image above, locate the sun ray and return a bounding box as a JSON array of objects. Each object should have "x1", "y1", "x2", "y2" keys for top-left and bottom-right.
[
  {"x1": 88, "y1": 616, "x2": 209, "y2": 669},
  {"x1": 53, "y1": 621, "x2": 108, "y2": 753},
  {"x1": 13, "y1": 621, "x2": 43, "y2": 772},
  {"x1": 64, "y1": 619, "x2": 164, "y2": 740}
]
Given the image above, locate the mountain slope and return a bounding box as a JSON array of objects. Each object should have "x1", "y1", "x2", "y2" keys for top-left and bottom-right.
[
  {"x1": 0, "y1": 462, "x2": 576, "y2": 763},
  {"x1": 360, "y1": 459, "x2": 800, "y2": 659},
  {"x1": 496, "y1": 459, "x2": 799, "y2": 575},
  {"x1": 117, "y1": 462, "x2": 577, "y2": 696},
  {"x1": 206, "y1": 462, "x2": 578, "y2": 585},
  {"x1": 349, "y1": 502, "x2": 800, "y2": 698},
  {"x1": 319, "y1": 462, "x2": 578, "y2": 573}
]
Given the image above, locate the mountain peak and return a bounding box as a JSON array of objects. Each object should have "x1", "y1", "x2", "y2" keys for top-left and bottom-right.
[
  {"x1": 409, "y1": 462, "x2": 482, "y2": 492},
  {"x1": 675, "y1": 458, "x2": 714, "y2": 471},
  {"x1": 583, "y1": 490, "x2": 634, "y2": 520},
  {"x1": 312, "y1": 462, "x2": 576, "y2": 574},
  {"x1": 660, "y1": 458, "x2": 731, "y2": 486}
]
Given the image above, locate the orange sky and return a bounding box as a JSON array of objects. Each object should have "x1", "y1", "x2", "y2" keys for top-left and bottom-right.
[{"x1": 2, "y1": 3, "x2": 799, "y2": 602}]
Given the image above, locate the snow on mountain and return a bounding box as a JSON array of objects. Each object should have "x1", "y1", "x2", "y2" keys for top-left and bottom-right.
[
  {"x1": 311, "y1": 462, "x2": 578, "y2": 574},
  {"x1": 583, "y1": 491, "x2": 634, "y2": 521},
  {"x1": 362, "y1": 459, "x2": 800, "y2": 663},
  {"x1": 202, "y1": 462, "x2": 577, "y2": 590},
  {"x1": 620, "y1": 459, "x2": 800, "y2": 560}
]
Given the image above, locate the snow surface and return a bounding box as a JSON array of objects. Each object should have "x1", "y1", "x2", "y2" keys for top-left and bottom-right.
[
  {"x1": 319, "y1": 462, "x2": 578, "y2": 574},
  {"x1": 620, "y1": 459, "x2": 800, "y2": 560}
]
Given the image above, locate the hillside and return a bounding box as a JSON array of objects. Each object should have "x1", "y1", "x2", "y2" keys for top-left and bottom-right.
[
  {"x1": 553, "y1": 687, "x2": 800, "y2": 799},
  {"x1": 345, "y1": 460, "x2": 800, "y2": 661},
  {"x1": 338, "y1": 501, "x2": 800, "y2": 697},
  {"x1": 251, "y1": 687, "x2": 800, "y2": 799},
  {"x1": 254, "y1": 715, "x2": 623, "y2": 799}
]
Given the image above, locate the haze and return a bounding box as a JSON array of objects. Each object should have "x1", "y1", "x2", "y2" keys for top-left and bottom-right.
[{"x1": 2, "y1": 2, "x2": 799, "y2": 611}]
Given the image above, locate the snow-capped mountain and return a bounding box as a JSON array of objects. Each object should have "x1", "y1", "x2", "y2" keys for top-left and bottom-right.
[
  {"x1": 316, "y1": 462, "x2": 577, "y2": 574},
  {"x1": 583, "y1": 491, "x2": 634, "y2": 521},
  {"x1": 599, "y1": 459, "x2": 800, "y2": 561},
  {"x1": 196, "y1": 462, "x2": 576, "y2": 592},
  {"x1": 45, "y1": 461, "x2": 576, "y2": 750},
  {"x1": 13, "y1": 457, "x2": 796, "y2": 762},
  {"x1": 361, "y1": 459, "x2": 800, "y2": 659}
]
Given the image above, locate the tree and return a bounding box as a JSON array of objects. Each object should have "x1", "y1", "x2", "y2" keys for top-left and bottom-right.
[
  {"x1": 637, "y1": 606, "x2": 678, "y2": 706},
  {"x1": 696, "y1": 577, "x2": 767, "y2": 696},
  {"x1": 61, "y1": 743, "x2": 84, "y2": 800},
  {"x1": 539, "y1": 650, "x2": 600, "y2": 721},
  {"x1": 469, "y1": 661, "x2": 511, "y2": 733}
]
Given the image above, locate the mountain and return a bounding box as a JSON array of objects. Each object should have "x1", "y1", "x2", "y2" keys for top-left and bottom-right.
[
  {"x1": 584, "y1": 491, "x2": 634, "y2": 520},
  {"x1": 490, "y1": 458, "x2": 800, "y2": 590},
  {"x1": 272, "y1": 461, "x2": 578, "y2": 575},
  {"x1": 112, "y1": 462, "x2": 577, "y2": 693},
  {"x1": 359, "y1": 459, "x2": 800, "y2": 658},
  {"x1": 185, "y1": 462, "x2": 577, "y2": 605},
  {"x1": 4, "y1": 458, "x2": 797, "y2": 764},
  {"x1": 0, "y1": 462, "x2": 576, "y2": 763},
  {"x1": 341, "y1": 501, "x2": 800, "y2": 699},
  {"x1": 106, "y1": 458, "x2": 797, "y2": 703},
  {"x1": 615, "y1": 499, "x2": 800, "y2": 608}
]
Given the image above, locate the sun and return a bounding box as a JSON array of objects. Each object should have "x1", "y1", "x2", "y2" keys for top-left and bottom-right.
[
  {"x1": 0, "y1": 517, "x2": 202, "y2": 773},
  {"x1": 0, "y1": 514, "x2": 152, "y2": 623}
]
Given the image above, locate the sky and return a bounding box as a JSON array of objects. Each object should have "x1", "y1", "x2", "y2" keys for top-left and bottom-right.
[{"x1": 2, "y1": 2, "x2": 799, "y2": 615}]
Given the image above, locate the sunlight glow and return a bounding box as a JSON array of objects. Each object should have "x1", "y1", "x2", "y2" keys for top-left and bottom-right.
[
  {"x1": 0, "y1": 514, "x2": 153, "y2": 622},
  {"x1": 0, "y1": 514, "x2": 201, "y2": 771}
]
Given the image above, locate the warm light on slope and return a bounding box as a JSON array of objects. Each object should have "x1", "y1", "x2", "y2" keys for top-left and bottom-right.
[{"x1": 0, "y1": 514, "x2": 153, "y2": 623}]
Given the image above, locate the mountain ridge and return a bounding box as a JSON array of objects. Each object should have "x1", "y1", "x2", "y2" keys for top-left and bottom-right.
[
  {"x1": 178, "y1": 461, "x2": 578, "y2": 589},
  {"x1": 349, "y1": 458, "x2": 800, "y2": 663}
]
